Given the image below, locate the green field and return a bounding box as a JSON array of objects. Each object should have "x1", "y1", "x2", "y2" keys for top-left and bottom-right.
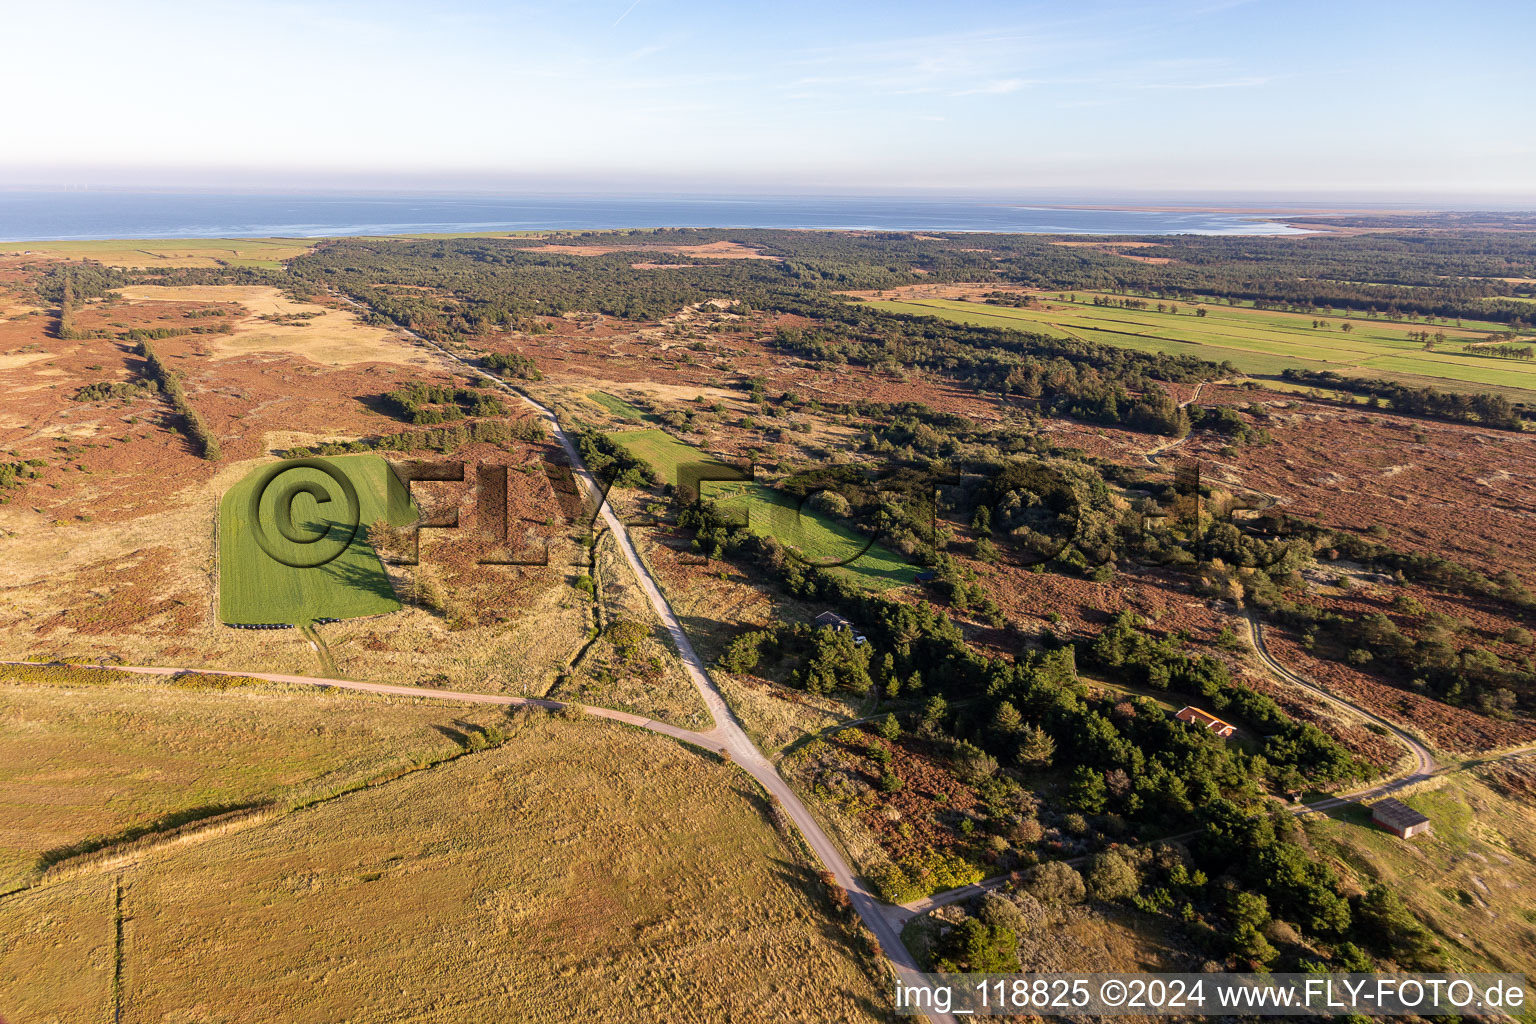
[
  {"x1": 608, "y1": 429, "x2": 917, "y2": 589},
  {"x1": 2, "y1": 236, "x2": 314, "y2": 269},
  {"x1": 218, "y1": 454, "x2": 417, "y2": 625},
  {"x1": 867, "y1": 295, "x2": 1536, "y2": 397},
  {"x1": 586, "y1": 391, "x2": 653, "y2": 421}
]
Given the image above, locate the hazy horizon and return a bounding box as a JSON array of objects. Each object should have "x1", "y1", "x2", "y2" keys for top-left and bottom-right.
[{"x1": 2, "y1": 184, "x2": 1533, "y2": 210}]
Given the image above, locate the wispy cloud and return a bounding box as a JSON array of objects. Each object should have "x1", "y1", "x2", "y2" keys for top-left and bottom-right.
[
  {"x1": 1136, "y1": 75, "x2": 1272, "y2": 90},
  {"x1": 610, "y1": 0, "x2": 643, "y2": 29},
  {"x1": 951, "y1": 78, "x2": 1031, "y2": 96}
]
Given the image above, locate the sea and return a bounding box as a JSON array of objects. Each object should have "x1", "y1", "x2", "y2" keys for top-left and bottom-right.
[{"x1": 0, "y1": 190, "x2": 1319, "y2": 242}]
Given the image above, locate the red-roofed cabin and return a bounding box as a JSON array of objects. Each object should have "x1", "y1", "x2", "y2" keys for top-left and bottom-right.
[{"x1": 1175, "y1": 706, "x2": 1237, "y2": 739}]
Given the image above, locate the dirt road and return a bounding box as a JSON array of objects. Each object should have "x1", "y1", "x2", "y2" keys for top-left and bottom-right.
[
  {"x1": 1243, "y1": 611, "x2": 1438, "y2": 808},
  {"x1": 369, "y1": 314, "x2": 953, "y2": 1021}
]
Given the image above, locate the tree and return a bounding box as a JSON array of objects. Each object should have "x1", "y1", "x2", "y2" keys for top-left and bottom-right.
[
  {"x1": 798, "y1": 627, "x2": 873, "y2": 696},
  {"x1": 1068, "y1": 765, "x2": 1108, "y2": 813},
  {"x1": 972, "y1": 505, "x2": 993, "y2": 536},
  {"x1": 1017, "y1": 724, "x2": 1055, "y2": 767},
  {"x1": 1353, "y1": 884, "x2": 1440, "y2": 969},
  {"x1": 1232, "y1": 922, "x2": 1278, "y2": 966},
  {"x1": 878, "y1": 712, "x2": 901, "y2": 741},
  {"x1": 992, "y1": 700, "x2": 1024, "y2": 737}
]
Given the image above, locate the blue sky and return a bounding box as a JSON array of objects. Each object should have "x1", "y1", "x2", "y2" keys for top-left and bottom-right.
[{"x1": 6, "y1": 0, "x2": 1534, "y2": 197}]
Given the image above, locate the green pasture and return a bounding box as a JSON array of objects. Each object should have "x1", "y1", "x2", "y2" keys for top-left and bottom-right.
[
  {"x1": 868, "y1": 296, "x2": 1536, "y2": 397},
  {"x1": 3, "y1": 236, "x2": 312, "y2": 269},
  {"x1": 606, "y1": 429, "x2": 916, "y2": 590},
  {"x1": 586, "y1": 391, "x2": 653, "y2": 421},
  {"x1": 606, "y1": 428, "x2": 721, "y2": 488},
  {"x1": 218, "y1": 454, "x2": 417, "y2": 625}
]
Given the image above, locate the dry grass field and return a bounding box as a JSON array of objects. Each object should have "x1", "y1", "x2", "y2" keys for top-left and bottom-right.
[
  {"x1": 115, "y1": 284, "x2": 437, "y2": 367},
  {"x1": 0, "y1": 707, "x2": 892, "y2": 1024},
  {"x1": 546, "y1": 530, "x2": 712, "y2": 729},
  {"x1": 0, "y1": 278, "x2": 589, "y2": 693},
  {"x1": 0, "y1": 666, "x2": 517, "y2": 893}
]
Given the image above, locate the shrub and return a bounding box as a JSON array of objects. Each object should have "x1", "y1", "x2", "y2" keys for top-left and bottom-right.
[
  {"x1": 1025, "y1": 861, "x2": 1085, "y2": 904},
  {"x1": 1086, "y1": 850, "x2": 1140, "y2": 902},
  {"x1": 932, "y1": 917, "x2": 1019, "y2": 974},
  {"x1": 978, "y1": 892, "x2": 1030, "y2": 935},
  {"x1": 604, "y1": 619, "x2": 649, "y2": 661}
]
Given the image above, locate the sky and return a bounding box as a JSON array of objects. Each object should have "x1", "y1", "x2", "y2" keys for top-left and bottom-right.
[{"x1": 5, "y1": 0, "x2": 1534, "y2": 198}]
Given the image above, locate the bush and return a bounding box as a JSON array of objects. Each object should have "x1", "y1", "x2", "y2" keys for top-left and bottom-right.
[
  {"x1": 604, "y1": 619, "x2": 649, "y2": 661},
  {"x1": 932, "y1": 917, "x2": 1019, "y2": 974},
  {"x1": 1025, "y1": 861, "x2": 1085, "y2": 904},
  {"x1": 482, "y1": 351, "x2": 542, "y2": 380},
  {"x1": 1086, "y1": 850, "x2": 1140, "y2": 902},
  {"x1": 977, "y1": 892, "x2": 1030, "y2": 935},
  {"x1": 809, "y1": 490, "x2": 852, "y2": 518},
  {"x1": 953, "y1": 742, "x2": 999, "y2": 784}
]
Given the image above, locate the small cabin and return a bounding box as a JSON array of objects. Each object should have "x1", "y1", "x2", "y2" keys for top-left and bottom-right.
[
  {"x1": 1370, "y1": 797, "x2": 1430, "y2": 839},
  {"x1": 1175, "y1": 706, "x2": 1237, "y2": 739},
  {"x1": 814, "y1": 610, "x2": 867, "y2": 645}
]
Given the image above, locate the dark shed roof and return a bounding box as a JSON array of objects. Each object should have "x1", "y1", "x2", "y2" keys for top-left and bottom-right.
[{"x1": 1370, "y1": 797, "x2": 1429, "y2": 830}]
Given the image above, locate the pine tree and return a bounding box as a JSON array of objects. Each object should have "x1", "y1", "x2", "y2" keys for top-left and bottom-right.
[{"x1": 1017, "y1": 724, "x2": 1055, "y2": 767}]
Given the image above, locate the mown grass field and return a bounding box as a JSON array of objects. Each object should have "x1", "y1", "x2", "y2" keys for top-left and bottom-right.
[
  {"x1": 585, "y1": 390, "x2": 653, "y2": 421},
  {"x1": 0, "y1": 710, "x2": 891, "y2": 1023},
  {"x1": 867, "y1": 295, "x2": 1536, "y2": 397},
  {"x1": 606, "y1": 427, "x2": 719, "y2": 486},
  {"x1": 219, "y1": 454, "x2": 416, "y2": 625},
  {"x1": 707, "y1": 482, "x2": 918, "y2": 588},
  {"x1": 608, "y1": 428, "x2": 917, "y2": 589},
  {"x1": 0, "y1": 665, "x2": 513, "y2": 892},
  {"x1": 2, "y1": 237, "x2": 314, "y2": 269}
]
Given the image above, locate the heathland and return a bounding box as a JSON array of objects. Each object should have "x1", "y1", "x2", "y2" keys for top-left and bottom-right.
[{"x1": 3, "y1": 219, "x2": 1535, "y2": 1006}]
